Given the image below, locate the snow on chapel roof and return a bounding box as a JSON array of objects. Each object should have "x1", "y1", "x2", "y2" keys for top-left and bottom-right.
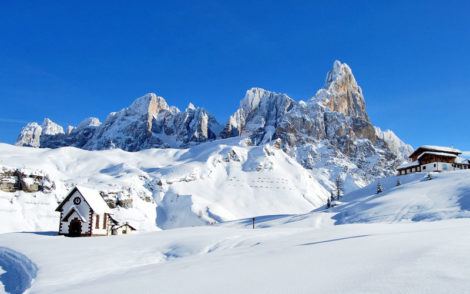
[
  {"x1": 56, "y1": 185, "x2": 111, "y2": 214},
  {"x1": 75, "y1": 185, "x2": 111, "y2": 214}
]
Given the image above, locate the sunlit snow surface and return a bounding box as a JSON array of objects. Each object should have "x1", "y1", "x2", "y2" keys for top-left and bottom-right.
[
  {"x1": 1, "y1": 219, "x2": 470, "y2": 293},
  {"x1": 2, "y1": 170, "x2": 470, "y2": 293}
]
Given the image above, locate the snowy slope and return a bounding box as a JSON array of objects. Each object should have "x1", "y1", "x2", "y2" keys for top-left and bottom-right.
[
  {"x1": 2, "y1": 219, "x2": 470, "y2": 293},
  {"x1": 0, "y1": 138, "x2": 329, "y2": 233},
  {"x1": 221, "y1": 170, "x2": 470, "y2": 229},
  {"x1": 1, "y1": 167, "x2": 470, "y2": 293},
  {"x1": 334, "y1": 170, "x2": 470, "y2": 224}
]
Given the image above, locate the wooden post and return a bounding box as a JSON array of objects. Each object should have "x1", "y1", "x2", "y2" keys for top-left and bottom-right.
[{"x1": 252, "y1": 217, "x2": 255, "y2": 229}]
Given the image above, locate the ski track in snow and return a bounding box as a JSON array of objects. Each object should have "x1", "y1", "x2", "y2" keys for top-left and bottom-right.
[{"x1": 0, "y1": 247, "x2": 38, "y2": 294}]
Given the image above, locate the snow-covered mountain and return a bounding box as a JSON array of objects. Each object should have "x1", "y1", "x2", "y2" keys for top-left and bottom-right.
[
  {"x1": 7, "y1": 60, "x2": 416, "y2": 234},
  {"x1": 15, "y1": 60, "x2": 412, "y2": 189},
  {"x1": 219, "y1": 61, "x2": 413, "y2": 190},
  {"x1": 17, "y1": 94, "x2": 222, "y2": 151}
]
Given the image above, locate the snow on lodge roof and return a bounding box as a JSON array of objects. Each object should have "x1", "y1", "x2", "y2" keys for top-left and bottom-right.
[
  {"x1": 56, "y1": 185, "x2": 111, "y2": 214},
  {"x1": 409, "y1": 145, "x2": 461, "y2": 159},
  {"x1": 417, "y1": 151, "x2": 458, "y2": 159}
]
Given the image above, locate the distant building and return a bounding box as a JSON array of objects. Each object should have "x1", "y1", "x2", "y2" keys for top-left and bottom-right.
[
  {"x1": 112, "y1": 223, "x2": 137, "y2": 235},
  {"x1": 397, "y1": 145, "x2": 470, "y2": 175},
  {"x1": 56, "y1": 186, "x2": 137, "y2": 237}
]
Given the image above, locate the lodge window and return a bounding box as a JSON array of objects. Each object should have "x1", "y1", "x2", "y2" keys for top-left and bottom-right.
[
  {"x1": 433, "y1": 164, "x2": 436, "y2": 167},
  {"x1": 423, "y1": 166, "x2": 426, "y2": 170},
  {"x1": 103, "y1": 214, "x2": 107, "y2": 229},
  {"x1": 95, "y1": 214, "x2": 100, "y2": 229}
]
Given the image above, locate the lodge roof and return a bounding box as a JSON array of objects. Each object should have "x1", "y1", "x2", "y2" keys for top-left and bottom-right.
[
  {"x1": 409, "y1": 145, "x2": 461, "y2": 159},
  {"x1": 55, "y1": 185, "x2": 111, "y2": 214},
  {"x1": 417, "y1": 151, "x2": 458, "y2": 160}
]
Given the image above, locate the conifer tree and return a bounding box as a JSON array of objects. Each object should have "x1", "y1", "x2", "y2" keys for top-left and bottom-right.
[
  {"x1": 330, "y1": 191, "x2": 336, "y2": 202},
  {"x1": 376, "y1": 182, "x2": 384, "y2": 194},
  {"x1": 335, "y1": 176, "x2": 344, "y2": 200}
]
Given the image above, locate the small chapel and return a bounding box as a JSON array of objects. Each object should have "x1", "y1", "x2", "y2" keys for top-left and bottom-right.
[{"x1": 56, "y1": 185, "x2": 135, "y2": 237}]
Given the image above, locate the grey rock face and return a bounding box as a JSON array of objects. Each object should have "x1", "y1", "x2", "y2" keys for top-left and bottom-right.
[
  {"x1": 319, "y1": 60, "x2": 368, "y2": 120},
  {"x1": 0, "y1": 166, "x2": 55, "y2": 193},
  {"x1": 221, "y1": 87, "x2": 294, "y2": 143},
  {"x1": 153, "y1": 103, "x2": 221, "y2": 147}
]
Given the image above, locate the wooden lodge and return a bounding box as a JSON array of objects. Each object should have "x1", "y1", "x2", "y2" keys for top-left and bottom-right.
[{"x1": 397, "y1": 145, "x2": 470, "y2": 175}]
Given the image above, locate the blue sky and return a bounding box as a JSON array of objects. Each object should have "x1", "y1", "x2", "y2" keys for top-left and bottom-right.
[{"x1": 1, "y1": 1, "x2": 469, "y2": 150}]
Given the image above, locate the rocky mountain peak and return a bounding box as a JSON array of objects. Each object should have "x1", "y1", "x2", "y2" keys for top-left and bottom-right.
[
  {"x1": 127, "y1": 93, "x2": 170, "y2": 118},
  {"x1": 16, "y1": 122, "x2": 43, "y2": 147},
  {"x1": 77, "y1": 117, "x2": 101, "y2": 129},
  {"x1": 241, "y1": 87, "x2": 269, "y2": 112},
  {"x1": 317, "y1": 60, "x2": 368, "y2": 120},
  {"x1": 186, "y1": 102, "x2": 196, "y2": 111},
  {"x1": 221, "y1": 87, "x2": 294, "y2": 140},
  {"x1": 41, "y1": 118, "x2": 64, "y2": 136}
]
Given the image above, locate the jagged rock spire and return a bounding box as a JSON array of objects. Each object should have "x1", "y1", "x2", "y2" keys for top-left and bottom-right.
[{"x1": 317, "y1": 60, "x2": 368, "y2": 120}]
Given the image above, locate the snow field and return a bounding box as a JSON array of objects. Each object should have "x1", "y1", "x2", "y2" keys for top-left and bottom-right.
[{"x1": 1, "y1": 219, "x2": 470, "y2": 293}]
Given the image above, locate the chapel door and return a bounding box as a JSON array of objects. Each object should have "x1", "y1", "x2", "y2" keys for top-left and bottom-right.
[{"x1": 69, "y1": 218, "x2": 82, "y2": 237}]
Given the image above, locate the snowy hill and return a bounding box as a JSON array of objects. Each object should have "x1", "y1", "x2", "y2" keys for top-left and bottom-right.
[
  {"x1": 0, "y1": 138, "x2": 329, "y2": 234},
  {"x1": 334, "y1": 170, "x2": 470, "y2": 224},
  {"x1": 217, "y1": 170, "x2": 470, "y2": 230}
]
